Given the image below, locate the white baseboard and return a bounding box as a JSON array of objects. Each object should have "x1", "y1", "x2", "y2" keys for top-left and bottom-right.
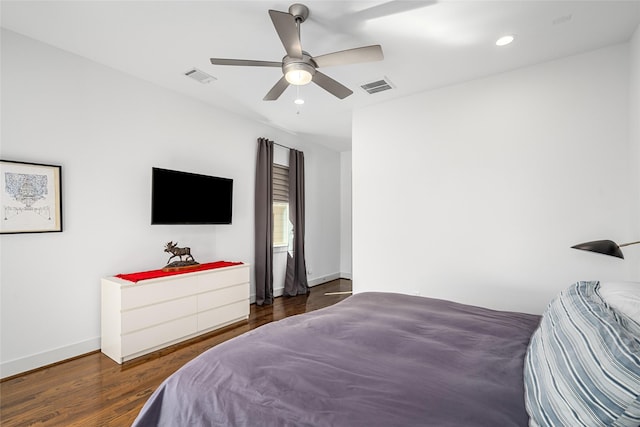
[
  {"x1": 274, "y1": 285, "x2": 285, "y2": 298},
  {"x1": 1, "y1": 337, "x2": 100, "y2": 379},
  {"x1": 308, "y1": 272, "x2": 341, "y2": 287}
]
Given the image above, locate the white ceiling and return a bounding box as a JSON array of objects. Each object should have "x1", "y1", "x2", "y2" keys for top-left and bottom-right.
[{"x1": 2, "y1": 1, "x2": 640, "y2": 151}]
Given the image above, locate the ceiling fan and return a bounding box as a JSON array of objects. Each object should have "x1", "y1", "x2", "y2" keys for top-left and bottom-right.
[{"x1": 210, "y1": 3, "x2": 384, "y2": 101}]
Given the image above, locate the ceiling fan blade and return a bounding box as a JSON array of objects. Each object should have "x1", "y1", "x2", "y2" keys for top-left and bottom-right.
[
  {"x1": 210, "y1": 58, "x2": 282, "y2": 67},
  {"x1": 312, "y1": 71, "x2": 353, "y2": 99},
  {"x1": 263, "y1": 76, "x2": 290, "y2": 101},
  {"x1": 313, "y1": 45, "x2": 384, "y2": 68},
  {"x1": 269, "y1": 10, "x2": 302, "y2": 59}
]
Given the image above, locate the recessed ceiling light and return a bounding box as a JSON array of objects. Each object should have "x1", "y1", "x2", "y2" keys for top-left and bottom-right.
[
  {"x1": 294, "y1": 98, "x2": 305, "y2": 105},
  {"x1": 496, "y1": 35, "x2": 515, "y2": 46}
]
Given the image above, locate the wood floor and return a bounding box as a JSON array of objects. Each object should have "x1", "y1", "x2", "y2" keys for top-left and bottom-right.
[{"x1": 0, "y1": 279, "x2": 352, "y2": 427}]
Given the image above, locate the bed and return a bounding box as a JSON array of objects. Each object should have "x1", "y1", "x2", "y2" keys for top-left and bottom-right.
[{"x1": 132, "y1": 282, "x2": 640, "y2": 427}]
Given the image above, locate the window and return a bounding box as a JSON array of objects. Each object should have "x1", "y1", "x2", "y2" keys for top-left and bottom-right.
[
  {"x1": 273, "y1": 202, "x2": 289, "y2": 247},
  {"x1": 273, "y1": 164, "x2": 290, "y2": 247}
]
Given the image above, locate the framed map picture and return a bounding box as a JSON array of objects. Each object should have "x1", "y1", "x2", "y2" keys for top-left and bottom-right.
[{"x1": 1, "y1": 160, "x2": 63, "y2": 234}]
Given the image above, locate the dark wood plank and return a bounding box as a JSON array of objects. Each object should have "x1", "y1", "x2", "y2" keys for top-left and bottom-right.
[{"x1": 0, "y1": 279, "x2": 352, "y2": 426}]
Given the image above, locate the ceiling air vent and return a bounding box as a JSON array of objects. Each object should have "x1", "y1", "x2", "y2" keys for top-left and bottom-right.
[
  {"x1": 184, "y1": 68, "x2": 217, "y2": 84},
  {"x1": 360, "y1": 78, "x2": 394, "y2": 94}
]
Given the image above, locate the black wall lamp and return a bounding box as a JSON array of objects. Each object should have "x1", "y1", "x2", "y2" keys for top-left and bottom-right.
[{"x1": 571, "y1": 240, "x2": 640, "y2": 259}]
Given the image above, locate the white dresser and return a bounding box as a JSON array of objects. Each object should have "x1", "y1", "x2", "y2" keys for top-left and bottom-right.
[{"x1": 101, "y1": 263, "x2": 250, "y2": 364}]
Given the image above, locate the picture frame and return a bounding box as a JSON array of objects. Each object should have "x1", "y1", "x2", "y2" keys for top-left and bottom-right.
[{"x1": 0, "y1": 160, "x2": 63, "y2": 234}]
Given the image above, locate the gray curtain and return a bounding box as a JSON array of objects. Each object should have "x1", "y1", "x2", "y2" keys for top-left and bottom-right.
[
  {"x1": 284, "y1": 149, "x2": 309, "y2": 297},
  {"x1": 254, "y1": 138, "x2": 273, "y2": 305}
]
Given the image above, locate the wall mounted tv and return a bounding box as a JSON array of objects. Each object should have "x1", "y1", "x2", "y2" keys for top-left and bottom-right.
[{"x1": 151, "y1": 167, "x2": 233, "y2": 225}]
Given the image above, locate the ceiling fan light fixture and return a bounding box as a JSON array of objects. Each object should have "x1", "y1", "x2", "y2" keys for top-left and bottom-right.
[
  {"x1": 286, "y1": 69, "x2": 313, "y2": 85},
  {"x1": 284, "y1": 62, "x2": 314, "y2": 85}
]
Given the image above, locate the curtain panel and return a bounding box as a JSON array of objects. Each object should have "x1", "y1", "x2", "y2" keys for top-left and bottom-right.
[
  {"x1": 254, "y1": 138, "x2": 274, "y2": 305},
  {"x1": 284, "y1": 149, "x2": 309, "y2": 296}
]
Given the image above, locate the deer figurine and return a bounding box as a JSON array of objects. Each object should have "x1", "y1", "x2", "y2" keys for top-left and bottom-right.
[{"x1": 164, "y1": 241, "x2": 195, "y2": 264}]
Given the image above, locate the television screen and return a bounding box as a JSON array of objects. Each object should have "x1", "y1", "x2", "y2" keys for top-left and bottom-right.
[{"x1": 151, "y1": 167, "x2": 233, "y2": 225}]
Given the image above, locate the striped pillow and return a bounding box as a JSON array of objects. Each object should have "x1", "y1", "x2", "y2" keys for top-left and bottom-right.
[{"x1": 524, "y1": 281, "x2": 640, "y2": 427}]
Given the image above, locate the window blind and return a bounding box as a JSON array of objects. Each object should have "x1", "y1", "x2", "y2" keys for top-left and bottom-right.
[{"x1": 273, "y1": 164, "x2": 289, "y2": 203}]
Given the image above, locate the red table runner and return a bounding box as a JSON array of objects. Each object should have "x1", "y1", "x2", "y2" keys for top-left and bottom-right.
[{"x1": 116, "y1": 261, "x2": 243, "y2": 283}]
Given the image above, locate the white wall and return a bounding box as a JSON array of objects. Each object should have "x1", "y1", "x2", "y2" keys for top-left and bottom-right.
[
  {"x1": 304, "y1": 135, "x2": 343, "y2": 284},
  {"x1": 340, "y1": 151, "x2": 352, "y2": 278},
  {"x1": 353, "y1": 43, "x2": 639, "y2": 315},
  {"x1": 630, "y1": 25, "x2": 640, "y2": 279},
  {"x1": 0, "y1": 30, "x2": 342, "y2": 378}
]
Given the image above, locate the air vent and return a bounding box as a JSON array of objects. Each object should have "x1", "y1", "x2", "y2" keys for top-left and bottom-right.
[
  {"x1": 360, "y1": 78, "x2": 394, "y2": 94},
  {"x1": 184, "y1": 68, "x2": 217, "y2": 84}
]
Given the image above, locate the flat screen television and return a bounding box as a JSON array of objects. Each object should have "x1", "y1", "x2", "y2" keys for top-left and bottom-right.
[{"x1": 151, "y1": 167, "x2": 233, "y2": 225}]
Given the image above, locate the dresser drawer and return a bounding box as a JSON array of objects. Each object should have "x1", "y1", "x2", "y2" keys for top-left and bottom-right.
[
  {"x1": 198, "y1": 299, "x2": 249, "y2": 331},
  {"x1": 198, "y1": 283, "x2": 249, "y2": 312},
  {"x1": 121, "y1": 279, "x2": 199, "y2": 310},
  {"x1": 122, "y1": 296, "x2": 197, "y2": 334},
  {"x1": 122, "y1": 315, "x2": 197, "y2": 357},
  {"x1": 198, "y1": 267, "x2": 250, "y2": 293}
]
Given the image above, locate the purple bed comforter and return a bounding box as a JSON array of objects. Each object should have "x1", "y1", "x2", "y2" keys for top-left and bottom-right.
[{"x1": 133, "y1": 292, "x2": 540, "y2": 427}]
